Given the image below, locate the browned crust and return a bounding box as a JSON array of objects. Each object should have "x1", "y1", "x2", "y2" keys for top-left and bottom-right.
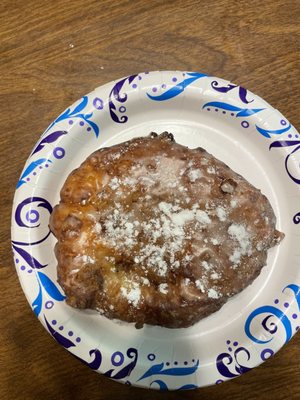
[{"x1": 50, "y1": 132, "x2": 284, "y2": 328}]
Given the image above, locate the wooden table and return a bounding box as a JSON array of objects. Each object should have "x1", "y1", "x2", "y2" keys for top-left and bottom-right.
[{"x1": 1, "y1": 0, "x2": 299, "y2": 399}]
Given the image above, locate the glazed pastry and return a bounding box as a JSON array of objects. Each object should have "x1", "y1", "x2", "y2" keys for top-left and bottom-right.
[{"x1": 50, "y1": 132, "x2": 284, "y2": 328}]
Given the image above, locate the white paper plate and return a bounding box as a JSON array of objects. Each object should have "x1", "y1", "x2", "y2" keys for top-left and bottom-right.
[{"x1": 11, "y1": 71, "x2": 300, "y2": 390}]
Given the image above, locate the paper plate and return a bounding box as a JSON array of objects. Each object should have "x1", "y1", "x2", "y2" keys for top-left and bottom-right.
[{"x1": 11, "y1": 71, "x2": 300, "y2": 390}]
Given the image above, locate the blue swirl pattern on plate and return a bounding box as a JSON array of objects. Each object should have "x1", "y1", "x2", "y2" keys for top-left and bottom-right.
[
  {"x1": 45, "y1": 96, "x2": 100, "y2": 137},
  {"x1": 138, "y1": 359, "x2": 199, "y2": 381},
  {"x1": 12, "y1": 197, "x2": 65, "y2": 316},
  {"x1": 147, "y1": 72, "x2": 206, "y2": 101},
  {"x1": 256, "y1": 124, "x2": 292, "y2": 138},
  {"x1": 16, "y1": 159, "x2": 52, "y2": 188},
  {"x1": 202, "y1": 101, "x2": 264, "y2": 117},
  {"x1": 245, "y1": 305, "x2": 292, "y2": 344}
]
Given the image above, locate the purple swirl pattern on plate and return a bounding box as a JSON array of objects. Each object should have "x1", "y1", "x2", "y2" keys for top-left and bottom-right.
[
  {"x1": 12, "y1": 197, "x2": 52, "y2": 271},
  {"x1": 216, "y1": 344, "x2": 252, "y2": 379},
  {"x1": 12, "y1": 244, "x2": 47, "y2": 270},
  {"x1": 109, "y1": 74, "x2": 138, "y2": 123},
  {"x1": 14, "y1": 197, "x2": 52, "y2": 229},
  {"x1": 104, "y1": 348, "x2": 138, "y2": 380},
  {"x1": 32, "y1": 131, "x2": 68, "y2": 155},
  {"x1": 293, "y1": 213, "x2": 300, "y2": 224},
  {"x1": 74, "y1": 349, "x2": 103, "y2": 370},
  {"x1": 45, "y1": 316, "x2": 76, "y2": 348},
  {"x1": 45, "y1": 315, "x2": 138, "y2": 378},
  {"x1": 137, "y1": 358, "x2": 199, "y2": 391},
  {"x1": 211, "y1": 80, "x2": 254, "y2": 104},
  {"x1": 269, "y1": 140, "x2": 300, "y2": 185},
  {"x1": 12, "y1": 197, "x2": 65, "y2": 316}
]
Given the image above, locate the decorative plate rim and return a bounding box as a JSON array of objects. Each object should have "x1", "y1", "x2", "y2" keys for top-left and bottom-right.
[{"x1": 11, "y1": 70, "x2": 300, "y2": 391}]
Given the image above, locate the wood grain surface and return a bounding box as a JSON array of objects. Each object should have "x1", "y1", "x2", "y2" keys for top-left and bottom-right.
[{"x1": 1, "y1": 0, "x2": 299, "y2": 399}]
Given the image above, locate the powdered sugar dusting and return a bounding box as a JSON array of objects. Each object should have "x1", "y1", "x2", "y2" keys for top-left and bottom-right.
[
  {"x1": 188, "y1": 169, "x2": 202, "y2": 182},
  {"x1": 99, "y1": 194, "x2": 213, "y2": 277},
  {"x1": 196, "y1": 210, "x2": 211, "y2": 224},
  {"x1": 121, "y1": 282, "x2": 141, "y2": 307},
  {"x1": 228, "y1": 223, "x2": 252, "y2": 265},
  {"x1": 211, "y1": 272, "x2": 221, "y2": 280},
  {"x1": 141, "y1": 277, "x2": 150, "y2": 286},
  {"x1": 54, "y1": 132, "x2": 284, "y2": 329},
  {"x1": 159, "y1": 283, "x2": 169, "y2": 294},
  {"x1": 109, "y1": 177, "x2": 120, "y2": 190},
  {"x1": 208, "y1": 288, "x2": 221, "y2": 299},
  {"x1": 74, "y1": 254, "x2": 95, "y2": 264},
  {"x1": 216, "y1": 206, "x2": 227, "y2": 222},
  {"x1": 93, "y1": 222, "x2": 102, "y2": 234},
  {"x1": 195, "y1": 280, "x2": 205, "y2": 293},
  {"x1": 207, "y1": 166, "x2": 216, "y2": 174},
  {"x1": 78, "y1": 136, "x2": 271, "y2": 310},
  {"x1": 230, "y1": 200, "x2": 237, "y2": 208}
]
